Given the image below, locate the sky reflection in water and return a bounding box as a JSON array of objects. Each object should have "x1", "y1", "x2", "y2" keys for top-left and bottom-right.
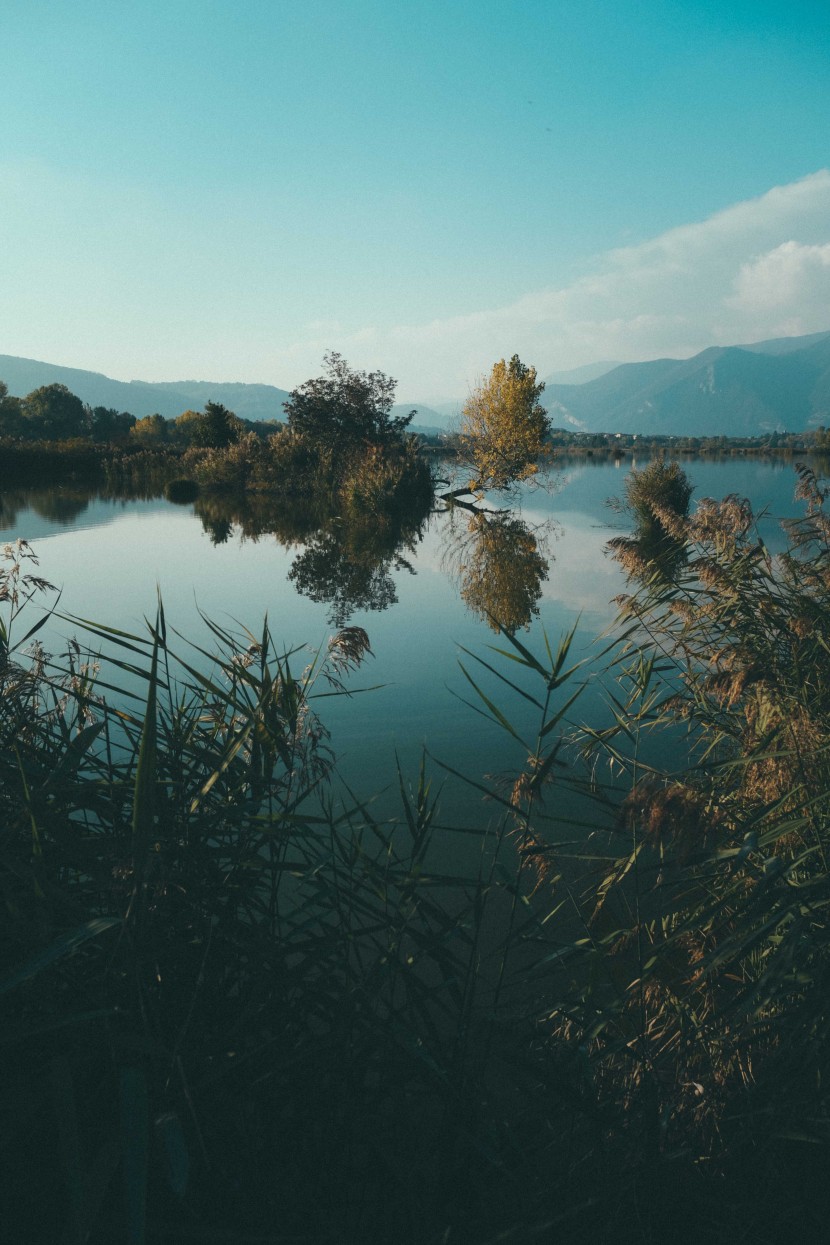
[{"x1": 0, "y1": 457, "x2": 814, "y2": 834}]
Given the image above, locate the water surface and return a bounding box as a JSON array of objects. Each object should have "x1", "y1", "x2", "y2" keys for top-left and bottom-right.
[{"x1": 0, "y1": 457, "x2": 813, "y2": 831}]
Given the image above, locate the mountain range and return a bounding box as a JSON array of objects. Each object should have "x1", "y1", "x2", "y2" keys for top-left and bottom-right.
[
  {"x1": 0, "y1": 355, "x2": 293, "y2": 423},
  {"x1": 0, "y1": 354, "x2": 443, "y2": 430},
  {"x1": 541, "y1": 331, "x2": 830, "y2": 436},
  {"x1": 2, "y1": 328, "x2": 829, "y2": 437}
]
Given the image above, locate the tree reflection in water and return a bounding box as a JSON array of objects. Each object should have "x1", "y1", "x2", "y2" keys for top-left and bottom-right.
[
  {"x1": 194, "y1": 490, "x2": 430, "y2": 626},
  {"x1": 443, "y1": 508, "x2": 554, "y2": 633},
  {"x1": 0, "y1": 487, "x2": 92, "y2": 528},
  {"x1": 288, "y1": 528, "x2": 405, "y2": 626}
]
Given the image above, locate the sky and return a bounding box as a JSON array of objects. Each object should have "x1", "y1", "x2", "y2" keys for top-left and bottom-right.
[{"x1": 2, "y1": 0, "x2": 829, "y2": 401}]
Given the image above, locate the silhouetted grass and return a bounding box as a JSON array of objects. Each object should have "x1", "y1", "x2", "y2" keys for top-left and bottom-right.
[{"x1": 4, "y1": 461, "x2": 830, "y2": 1243}]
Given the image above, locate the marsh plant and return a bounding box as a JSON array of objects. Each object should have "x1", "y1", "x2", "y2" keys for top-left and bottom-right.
[
  {"x1": 607, "y1": 455, "x2": 693, "y2": 582},
  {"x1": 0, "y1": 545, "x2": 540, "y2": 1243},
  {"x1": 434, "y1": 460, "x2": 830, "y2": 1238},
  {"x1": 534, "y1": 461, "x2": 830, "y2": 1234},
  {"x1": 5, "y1": 460, "x2": 830, "y2": 1244}
]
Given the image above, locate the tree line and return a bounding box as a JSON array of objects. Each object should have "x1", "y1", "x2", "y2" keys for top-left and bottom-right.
[
  {"x1": 0, "y1": 379, "x2": 253, "y2": 448},
  {"x1": 0, "y1": 352, "x2": 554, "y2": 492}
]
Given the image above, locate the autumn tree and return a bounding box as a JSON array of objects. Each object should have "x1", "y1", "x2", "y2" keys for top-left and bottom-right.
[
  {"x1": 457, "y1": 355, "x2": 550, "y2": 494},
  {"x1": 175, "y1": 401, "x2": 243, "y2": 449},
  {"x1": 129, "y1": 413, "x2": 169, "y2": 443}
]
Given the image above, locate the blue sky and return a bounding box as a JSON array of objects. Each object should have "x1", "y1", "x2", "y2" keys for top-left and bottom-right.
[{"x1": 2, "y1": 0, "x2": 829, "y2": 399}]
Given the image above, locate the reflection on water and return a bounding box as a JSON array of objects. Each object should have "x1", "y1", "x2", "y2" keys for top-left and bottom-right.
[
  {"x1": 192, "y1": 489, "x2": 558, "y2": 632},
  {"x1": 288, "y1": 527, "x2": 413, "y2": 626},
  {"x1": 193, "y1": 489, "x2": 432, "y2": 626},
  {"x1": 442, "y1": 509, "x2": 554, "y2": 632},
  {"x1": 1, "y1": 459, "x2": 819, "y2": 640},
  {"x1": 0, "y1": 486, "x2": 93, "y2": 529},
  {"x1": 0, "y1": 457, "x2": 819, "y2": 829}
]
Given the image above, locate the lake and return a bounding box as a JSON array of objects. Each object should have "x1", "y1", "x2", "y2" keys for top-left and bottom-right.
[{"x1": 0, "y1": 455, "x2": 815, "y2": 837}]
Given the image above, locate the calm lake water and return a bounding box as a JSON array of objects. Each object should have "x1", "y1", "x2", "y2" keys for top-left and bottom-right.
[{"x1": 0, "y1": 455, "x2": 816, "y2": 835}]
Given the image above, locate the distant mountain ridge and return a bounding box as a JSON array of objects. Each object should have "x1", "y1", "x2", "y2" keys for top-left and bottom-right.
[
  {"x1": 542, "y1": 331, "x2": 830, "y2": 436},
  {"x1": 0, "y1": 355, "x2": 292, "y2": 422},
  {"x1": 543, "y1": 360, "x2": 620, "y2": 386},
  {"x1": 0, "y1": 354, "x2": 445, "y2": 429},
  {"x1": 2, "y1": 329, "x2": 829, "y2": 436}
]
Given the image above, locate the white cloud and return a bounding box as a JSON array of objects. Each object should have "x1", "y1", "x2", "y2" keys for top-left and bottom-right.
[
  {"x1": 4, "y1": 161, "x2": 829, "y2": 400},
  {"x1": 727, "y1": 240, "x2": 830, "y2": 315},
  {"x1": 275, "y1": 170, "x2": 830, "y2": 400}
]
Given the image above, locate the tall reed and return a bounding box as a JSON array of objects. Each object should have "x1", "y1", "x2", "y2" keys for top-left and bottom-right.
[{"x1": 5, "y1": 458, "x2": 830, "y2": 1244}]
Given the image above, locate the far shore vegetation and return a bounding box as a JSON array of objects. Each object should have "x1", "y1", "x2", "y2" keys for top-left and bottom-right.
[
  {"x1": 1, "y1": 365, "x2": 828, "y2": 505},
  {"x1": 4, "y1": 358, "x2": 830, "y2": 1242}
]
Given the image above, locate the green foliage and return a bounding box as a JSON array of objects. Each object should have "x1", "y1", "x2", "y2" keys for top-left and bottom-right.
[
  {"x1": 185, "y1": 429, "x2": 268, "y2": 489},
  {"x1": 265, "y1": 423, "x2": 324, "y2": 490},
  {"x1": 174, "y1": 401, "x2": 243, "y2": 449},
  {"x1": 0, "y1": 437, "x2": 105, "y2": 480},
  {"x1": 0, "y1": 381, "x2": 23, "y2": 436},
  {"x1": 284, "y1": 351, "x2": 414, "y2": 449},
  {"x1": 21, "y1": 383, "x2": 87, "y2": 440},
  {"x1": 167, "y1": 356, "x2": 432, "y2": 510},
  {"x1": 88, "y1": 405, "x2": 136, "y2": 441},
  {"x1": 337, "y1": 436, "x2": 433, "y2": 515}
]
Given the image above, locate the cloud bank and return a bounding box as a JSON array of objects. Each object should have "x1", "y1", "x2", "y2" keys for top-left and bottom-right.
[{"x1": 276, "y1": 170, "x2": 830, "y2": 400}]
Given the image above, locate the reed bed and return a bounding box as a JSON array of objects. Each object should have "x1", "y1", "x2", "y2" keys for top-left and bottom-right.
[{"x1": 3, "y1": 461, "x2": 830, "y2": 1243}]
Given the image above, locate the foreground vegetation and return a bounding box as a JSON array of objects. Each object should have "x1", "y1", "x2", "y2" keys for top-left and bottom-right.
[{"x1": 3, "y1": 456, "x2": 830, "y2": 1242}]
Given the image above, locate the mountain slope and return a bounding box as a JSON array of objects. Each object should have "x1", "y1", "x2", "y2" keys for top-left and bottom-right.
[
  {"x1": 542, "y1": 332, "x2": 830, "y2": 435},
  {"x1": 544, "y1": 360, "x2": 621, "y2": 385},
  {"x1": 3, "y1": 329, "x2": 830, "y2": 437},
  {"x1": 0, "y1": 355, "x2": 292, "y2": 422},
  {"x1": 0, "y1": 354, "x2": 449, "y2": 428}
]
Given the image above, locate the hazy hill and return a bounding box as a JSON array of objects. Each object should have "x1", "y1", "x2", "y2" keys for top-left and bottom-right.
[
  {"x1": 393, "y1": 402, "x2": 446, "y2": 428},
  {"x1": 544, "y1": 360, "x2": 620, "y2": 385},
  {"x1": 0, "y1": 355, "x2": 292, "y2": 422},
  {"x1": 0, "y1": 354, "x2": 449, "y2": 429},
  {"x1": 3, "y1": 330, "x2": 829, "y2": 437},
  {"x1": 737, "y1": 329, "x2": 830, "y2": 357},
  {"x1": 542, "y1": 331, "x2": 830, "y2": 436}
]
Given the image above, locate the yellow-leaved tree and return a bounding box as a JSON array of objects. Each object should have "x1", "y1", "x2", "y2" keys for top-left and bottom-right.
[{"x1": 458, "y1": 355, "x2": 550, "y2": 494}]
